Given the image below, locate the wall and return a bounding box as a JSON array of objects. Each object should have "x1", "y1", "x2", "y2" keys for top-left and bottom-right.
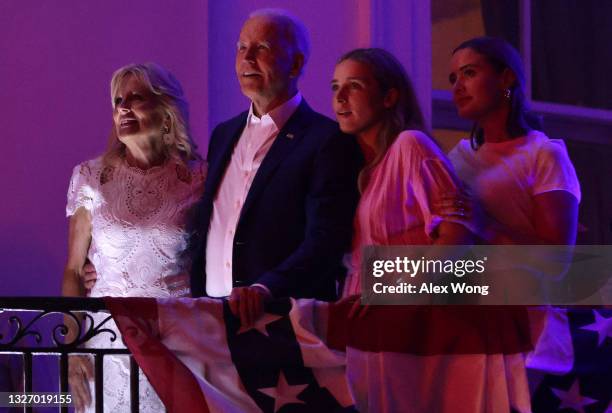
[
  {"x1": 208, "y1": 0, "x2": 369, "y2": 128},
  {"x1": 1, "y1": 1, "x2": 208, "y2": 295}
]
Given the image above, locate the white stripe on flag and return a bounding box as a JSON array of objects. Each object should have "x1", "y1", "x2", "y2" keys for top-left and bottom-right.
[
  {"x1": 286, "y1": 298, "x2": 353, "y2": 407},
  {"x1": 157, "y1": 297, "x2": 262, "y2": 413},
  {"x1": 526, "y1": 307, "x2": 574, "y2": 374}
]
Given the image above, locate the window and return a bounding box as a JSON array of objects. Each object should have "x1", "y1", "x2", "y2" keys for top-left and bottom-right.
[
  {"x1": 431, "y1": 0, "x2": 612, "y2": 143},
  {"x1": 428, "y1": 0, "x2": 612, "y2": 244}
]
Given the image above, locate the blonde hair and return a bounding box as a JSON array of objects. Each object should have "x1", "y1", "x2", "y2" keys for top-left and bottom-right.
[{"x1": 104, "y1": 62, "x2": 201, "y2": 165}]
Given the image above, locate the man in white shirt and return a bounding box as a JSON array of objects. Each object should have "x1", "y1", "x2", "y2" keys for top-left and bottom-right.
[{"x1": 189, "y1": 9, "x2": 362, "y2": 327}]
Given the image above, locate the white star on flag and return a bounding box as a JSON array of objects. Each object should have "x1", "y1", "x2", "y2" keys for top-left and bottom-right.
[
  {"x1": 551, "y1": 379, "x2": 598, "y2": 413},
  {"x1": 580, "y1": 310, "x2": 612, "y2": 346},
  {"x1": 258, "y1": 370, "x2": 308, "y2": 412},
  {"x1": 236, "y1": 312, "x2": 283, "y2": 337}
]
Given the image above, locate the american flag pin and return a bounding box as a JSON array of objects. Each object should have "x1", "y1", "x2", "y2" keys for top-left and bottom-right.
[{"x1": 286, "y1": 133, "x2": 294, "y2": 139}]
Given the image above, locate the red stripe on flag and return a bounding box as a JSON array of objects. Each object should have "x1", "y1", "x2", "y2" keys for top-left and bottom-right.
[
  {"x1": 104, "y1": 297, "x2": 210, "y2": 413},
  {"x1": 327, "y1": 300, "x2": 534, "y2": 355}
]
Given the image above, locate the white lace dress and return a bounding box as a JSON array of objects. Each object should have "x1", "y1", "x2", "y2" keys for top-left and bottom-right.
[{"x1": 66, "y1": 156, "x2": 205, "y2": 412}]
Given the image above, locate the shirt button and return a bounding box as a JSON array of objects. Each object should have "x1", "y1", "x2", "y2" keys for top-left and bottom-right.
[{"x1": 225, "y1": 262, "x2": 230, "y2": 268}]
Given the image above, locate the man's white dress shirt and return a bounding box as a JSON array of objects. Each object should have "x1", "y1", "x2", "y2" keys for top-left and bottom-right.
[{"x1": 205, "y1": 93, "x2": 302, "y2": 297}]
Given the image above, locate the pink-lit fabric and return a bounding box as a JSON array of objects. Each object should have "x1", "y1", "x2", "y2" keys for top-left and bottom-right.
[
  {"x1": 341, "y1": 131, "x2": 532, "y2": 413},
  {"x1": 448, "y1": 130, "x2": 581, "y2": 242},
  {"x1": 343, "y1": 130, "x2": 461, "y2": 296},
  {"x1": 448, "y1": 130, "x2": 582, "y2": 409},
  {"x1": 205, "y1": 93, "x2": 302, "y2": 297},
  {"x1": 66, "y1": 156, "x2": 205, "y2": 412}
]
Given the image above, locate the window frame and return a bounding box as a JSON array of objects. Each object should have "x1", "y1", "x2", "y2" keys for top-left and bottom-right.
[{"x1": 430, "y1": 0, "x2": 612, "y2": 142}]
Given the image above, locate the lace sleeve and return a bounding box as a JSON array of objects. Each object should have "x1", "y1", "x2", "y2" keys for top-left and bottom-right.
[{"x1": 66, "y1": 162, "x2": 96, "y2": 217}]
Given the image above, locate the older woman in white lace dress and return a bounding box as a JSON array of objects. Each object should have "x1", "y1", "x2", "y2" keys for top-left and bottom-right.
[{"x1": 61, "y1": 63, "x2": 205, "y2": 412}]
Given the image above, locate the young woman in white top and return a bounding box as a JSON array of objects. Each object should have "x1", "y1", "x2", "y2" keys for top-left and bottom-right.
[{"x1": 444, "y1": 37, "x2": 580, "y2": 244}]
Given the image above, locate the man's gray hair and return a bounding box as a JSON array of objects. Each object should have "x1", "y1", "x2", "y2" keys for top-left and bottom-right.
[{"x1": 249, "y1": 8, "x2": 311, "y2": 67}]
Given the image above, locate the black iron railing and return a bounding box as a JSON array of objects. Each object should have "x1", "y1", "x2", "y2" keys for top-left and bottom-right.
[{"x1": 0, "y1": 297, "x2": 141, "y2": 413}]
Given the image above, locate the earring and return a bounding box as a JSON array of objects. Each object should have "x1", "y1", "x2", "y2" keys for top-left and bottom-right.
[
  {"x1": 504, "y1": 89, "x2": 511, "y2": 99},
  {"x1": 162, "y1": 126, "x2": 171, "y2": 145}
]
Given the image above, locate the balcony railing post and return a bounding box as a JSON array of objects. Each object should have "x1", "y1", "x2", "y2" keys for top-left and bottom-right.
[
  {"x1": 130, "y1": 356, "x2": 139, "y2": 412},
  {"x1": 24, "y1": 351, "x2": 33, "y2": 413},
  {"x1": 60, "y1": 353, "x2": 69, "y2": 413},
  {"x1": 94, "y1": 354, "x2": 103, "y2": 413}
]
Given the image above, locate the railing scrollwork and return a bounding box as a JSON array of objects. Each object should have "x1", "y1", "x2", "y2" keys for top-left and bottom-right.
[
  {"x1": 0, "y1": 297, "x2": 121, "y2": 351},
  {"x1": 0, "y1": 297, "x2": 141, "y2": 412}
]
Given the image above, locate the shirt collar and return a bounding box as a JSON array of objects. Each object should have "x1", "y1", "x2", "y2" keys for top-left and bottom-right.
[{"x1": 246, "y1": 92, "x2": 302, "y2": 130}]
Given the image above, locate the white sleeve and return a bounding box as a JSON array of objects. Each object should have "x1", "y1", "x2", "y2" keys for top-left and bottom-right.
[
  {"x1": 66, "y1": 162, "x2": 96, "y2": 216},
  {"x1": 532, "y1": 140, "x2": 581, "y2": 202}
]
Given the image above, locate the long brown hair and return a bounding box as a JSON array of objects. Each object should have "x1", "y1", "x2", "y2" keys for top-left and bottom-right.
[{"x1": 337, "y1": 48, "x2": 428, "y2": 191}]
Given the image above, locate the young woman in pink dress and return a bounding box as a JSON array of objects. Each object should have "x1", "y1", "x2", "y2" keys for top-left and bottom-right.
[
  {"x1": 330, "y1": 49, "x2": 504, "y2": 412},
  {"x1": 332, "y1": 49, "x2": 471, "y2": 297}
]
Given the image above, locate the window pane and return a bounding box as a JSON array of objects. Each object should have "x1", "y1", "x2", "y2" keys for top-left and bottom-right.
[
  {"x1": 531, "y1": 0, "x2": 612, "y2": 110},
  {"x1": 431, "y1": 0, "x2": 486, "y2": 91},
  {"x1": 432, "y1": 0, "x2": 522, "y2": 91},
  {"x1": 433, "y1": 129, "x2": 468, "y2": 154}
]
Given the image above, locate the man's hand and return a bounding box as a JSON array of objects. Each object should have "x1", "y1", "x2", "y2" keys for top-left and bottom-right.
[
  {"x1": 228, "y1": 286, "x2": 272, "y2": 328},
  {"x1": 162, "y1": 273, "x2": 190, "y2": 296},
  {"x1": 81, "y1": 260, "x2": 97, "y2": 291}
]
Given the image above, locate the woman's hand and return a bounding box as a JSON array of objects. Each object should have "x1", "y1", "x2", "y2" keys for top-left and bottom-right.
[
  {"x1": 337, "y1": 294, "x2": 370, "y2": 319},
  {"x1": 435, "y1": 188, "x2": 478, "y2": 221},
  {"x1": 162, "y1": 272, "x2": 191, "y2": 296},
  {"x1": 434, "y1": 188, "x2": 490, "y2": 242},
  {"x1": 69, "y1": 355, "x2": 93, "y2": 412},
  {"x1": 81, "y1": 261, "x2": 97, "y2": 292}
]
